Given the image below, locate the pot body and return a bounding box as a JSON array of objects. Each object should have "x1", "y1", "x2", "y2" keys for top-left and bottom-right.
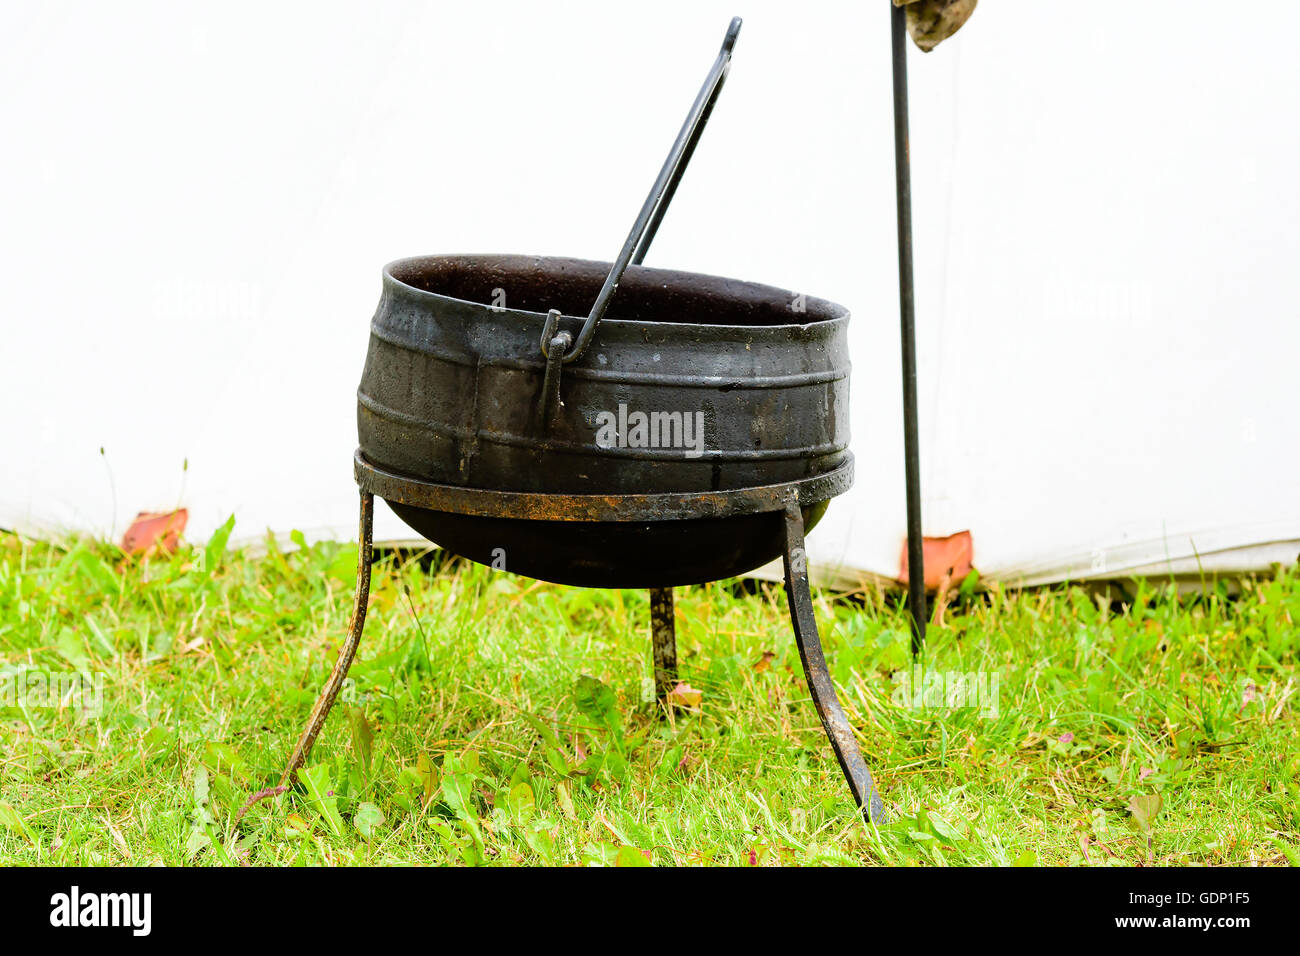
[
  {"x1": 357, "y1": 254, "x2": 852, "y2": 586},
  {"x1": 359, "y1": 255, "x2": 850, "y2": 492}
]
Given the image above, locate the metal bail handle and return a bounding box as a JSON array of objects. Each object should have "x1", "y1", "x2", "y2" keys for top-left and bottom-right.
[
  {"x1": 538, "y1": 15, "x2": 742, "y2": 365},
  {"x1": 538, "y1": 313, "x2": 570, "y2": 421}
]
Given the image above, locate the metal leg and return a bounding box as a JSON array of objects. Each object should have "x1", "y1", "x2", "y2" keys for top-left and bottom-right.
[
  {"x1": 781, "y1": 501, "x2": 888, "y2": 824},
  {"x1": 279, "y1": 491, "x2": 374, "y2": 787},
  {"x1": 650, "y1": 586, "x2": 678, "y2": 700}
]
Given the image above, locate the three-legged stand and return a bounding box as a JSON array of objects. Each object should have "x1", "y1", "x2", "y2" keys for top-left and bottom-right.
[
  {"x1": 779, "y1": 502, "x2": 887, "y2": 822},
  {"x1": 279, "y1": 491, "x2": 887, "y2": 823},
  {"x1": 279, "y1": 491, "x2": 374, "y2": 789}
]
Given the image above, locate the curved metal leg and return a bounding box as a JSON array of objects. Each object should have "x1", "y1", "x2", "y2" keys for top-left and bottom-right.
[
  {"x1": 650, "y1": 586, "x2": 678, "y2": 700},
  {"x1": 279, "y1": 490, "x2": 374, "y2": 786},
  {"x1": 782, "y1": 501, "x2": 888, "y2": 824}
]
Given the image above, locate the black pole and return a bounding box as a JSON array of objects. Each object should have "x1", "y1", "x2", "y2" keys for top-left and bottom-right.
[{"x1": 891, "y1": 3, "x2": 928, "y2": 655}]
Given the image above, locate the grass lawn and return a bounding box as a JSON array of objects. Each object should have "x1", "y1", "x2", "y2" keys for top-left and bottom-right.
[{"x1": 1, "y1": 525, "x2": 1298, "y2": 866}]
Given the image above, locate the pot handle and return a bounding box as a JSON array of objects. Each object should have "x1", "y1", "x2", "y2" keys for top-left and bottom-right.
[{"x1": 541, "y1": 16, "x2": 742, "y2": 365}]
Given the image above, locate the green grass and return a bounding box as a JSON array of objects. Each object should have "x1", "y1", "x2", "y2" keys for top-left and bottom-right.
[{"x1": 1, "y1": 525, "x2": 1298, "y2": 866}]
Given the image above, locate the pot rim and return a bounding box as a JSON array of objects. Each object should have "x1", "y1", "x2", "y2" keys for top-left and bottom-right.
[{"x1": 380, "y1": 253, "x2": 850, "y2": 336}]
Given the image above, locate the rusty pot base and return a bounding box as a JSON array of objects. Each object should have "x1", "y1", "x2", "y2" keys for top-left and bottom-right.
[
  {"x1": 357, "y1": 449, "x2": 848, "y2": 589},
  {"x1": 388, "y1": 503, "x2": 828, "y2": 589}
]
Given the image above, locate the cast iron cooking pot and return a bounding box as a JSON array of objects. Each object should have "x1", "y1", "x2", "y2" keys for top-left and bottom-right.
[
  {"x1": 356, "y1": 253, "x2": 851, "y2": 589},
  {"x1": 276, "y1": 16, "x2": 886, "y2": 831}
]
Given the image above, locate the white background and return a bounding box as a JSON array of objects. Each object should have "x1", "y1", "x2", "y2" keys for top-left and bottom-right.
[{"x1": 3, "y1": 0, "x2": 1297, "y2": 585}]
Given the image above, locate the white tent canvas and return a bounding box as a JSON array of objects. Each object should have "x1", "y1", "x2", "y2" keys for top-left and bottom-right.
[{"x1": 3, "y1": 0, "x2": 1297, "y2": 587}]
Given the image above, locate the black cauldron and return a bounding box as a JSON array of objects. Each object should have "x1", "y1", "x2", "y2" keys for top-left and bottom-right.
[
  {"x1": 278, "y1": 18, "x2": 887, "y2": 826},
  {"x1": 357, "y1": 254, "x2": 850, "y2": 587}
]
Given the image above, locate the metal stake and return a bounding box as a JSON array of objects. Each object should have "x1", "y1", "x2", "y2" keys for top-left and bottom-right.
[
  {"x1": 649, "y1": 587, "x2": 678, "y2": 701},
  {"x1": 891, "y1": 3, "x2": 928, "y2": 656}
]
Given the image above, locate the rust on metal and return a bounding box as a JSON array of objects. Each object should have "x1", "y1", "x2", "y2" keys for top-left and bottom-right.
[
  {"x1": 356, "y1": 449, "x2": 852, "y2": 523},
  {"x1": 359, "y1": 449, "x2": 849, "y2": 589}
]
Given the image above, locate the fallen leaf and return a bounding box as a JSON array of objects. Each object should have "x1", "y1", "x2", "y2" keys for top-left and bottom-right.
[
  {"x1": 120, "y1": 509, "x2": 188, "y2": 556},
  {"x1": 667, "y1": 681, "x2": 703, "y2": 710}
]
